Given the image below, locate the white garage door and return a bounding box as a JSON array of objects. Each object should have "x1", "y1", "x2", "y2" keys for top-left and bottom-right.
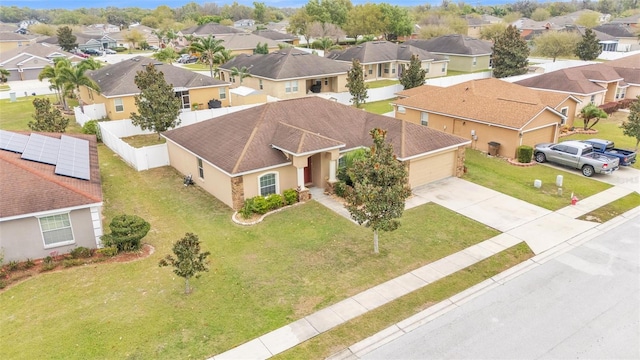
[{"x1": 408, "y1": 150, "x2": 456, "y2": 188}]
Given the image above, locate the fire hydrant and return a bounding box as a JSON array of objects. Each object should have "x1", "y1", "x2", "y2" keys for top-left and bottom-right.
[{"x1": 571, "y1": 195, "x2": 579, "y2": 205}]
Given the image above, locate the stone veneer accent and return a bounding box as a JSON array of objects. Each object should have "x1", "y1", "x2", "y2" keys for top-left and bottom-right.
[
  {"x1": 324, "y1": 180, "x2": 336, "y2": 195},
  {"x1": 455, "y1": 146, "x2": 466, "y2": 177},
  {"x1": 297, "y1": 187, "x2": 311, "y2": 202},
  {"x1": 231, "y1": 177, "x2": 244, "y2": 210}
]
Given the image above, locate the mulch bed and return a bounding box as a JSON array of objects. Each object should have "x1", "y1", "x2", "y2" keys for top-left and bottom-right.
[{"x1": 0, "y1": 244, "x2": 154, "y2": 291}]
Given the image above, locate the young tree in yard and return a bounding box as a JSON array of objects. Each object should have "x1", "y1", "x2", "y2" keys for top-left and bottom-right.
[
  {"x1": 254, "y1": 42, "x2": 269, "y2": 54},
  {"x1": 39, "y1": 57, "x2": 72, "y2": 110},
  {"x1": 57, "y1": 26, "x2": 77, "y2": 52},
  {"x1": 492, "y1": 25, "x2": 529, "y2": 78},
  {"x1": 575, "y1": 28, "x2": 602, "y2": 61},
  {"x1": 400, "y1": 55, "x2": 426, "y2": 90},
  {"x1": 580, "y1": 103, "x2": 608, "y2": 130},
  {"x1": 152, "y1": 47, "x2": 179, "y2": 64},
  {"x1": 346, "y1": 59, "x2": 368, "y2": 108},
  {"x1": 379, "y1": 3, "x2": 413, "y2": 42},
  {"x1": 532, "y1": 31, "x2": 580, "y2": 62},
  {"x1": 159, "y1": 233, "x2": 211, "y2": 294},
  {"x1": 123, "y1": 29, "x2": 144, "y2": 53},
  {"x1": 0, "y1": 68, "x2": 9, "y2": 83},
  {"x1": 28, "y1": 97, "x2": 69, "y2": 133},
  {"x1": 345, "y1": 128, "x2": 411, "y2": 254},
  {"x1": 621, "y1": 97, "x2": 640, "y2": 150},
  {"x1": 58, "y1": 64, "x2": 100, "y2": 112},
  {"x1": 131, "y1": 63, "x2": 181, "y2": 139}
]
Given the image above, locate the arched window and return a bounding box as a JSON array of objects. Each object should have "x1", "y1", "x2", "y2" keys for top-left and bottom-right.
[{"x1": 259, "y1": 172, "x2": 277, "y2": 196}]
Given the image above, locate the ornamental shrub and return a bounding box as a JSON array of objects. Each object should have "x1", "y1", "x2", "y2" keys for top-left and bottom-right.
[
  {"x1": 96, "y1": 247, "x2": 118, "y2": 257},
  {"x1": 81, "y1": 120, "x2": 101, "y2": 141},
  {"x1": 283, "y1": 189, "x2": 298, "y2": 205},
  {"x1": 239, "y1": 198, "x2": 254, "y2": 219},
  {"x1": 265, "y1": 194, "x2": 284, "y2": 211},
  {"x1": 250, "y1": 196, "x2": 269, "y2": 214},
  {"x1": 101, "y1": 214, "x2": 150, "y2": 252},
  {"x1": 70, "y1": 246, "x2": 93, "y2": 259},
  {"x1": 517, "y1": 145, "x2": 533, "y2": 163}
]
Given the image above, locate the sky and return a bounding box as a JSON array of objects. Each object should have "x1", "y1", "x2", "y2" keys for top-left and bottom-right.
[{"x1": 0, "y1": 0, "x2": 513, "y2": 10}]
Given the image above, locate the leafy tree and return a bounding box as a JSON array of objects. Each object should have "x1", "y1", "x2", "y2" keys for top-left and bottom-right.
[
  {"x1": 38, "y1": 57, "x2": 72, "y2": 110},
  {"x1": 230, "y1": 66, "x2": 252, "y2": 85},
  {"x1": 159, "y1": 233, "x2": 211, "y2": 294},
  {"x1": 57, "y1": 26, "x2": 77, "y2": 52},
  {"x1": 253, "y1": 1, "x2": 267, "y2": 23},
  {"x1": 419, "y1": 25, "x2": 454, "y2": 39},
  {"x1": 306, "y1": 0, "x2": 352, "y2": 27},
  {"x1": 0, "y1": 68, "x2": 9, "y2": 83},
  {"x1": 123, "y1": 29, "x2": 144, "y2": 53},
  {"x1": 620, "y1": 97, "x2": 640, "y2": 150},
  {"x1": 189, "y1": 35, "x2": 225, "y2": 78},
  {"x1": 288, "y1": 8, "x2": 313, "y2": 47},
  {"x1": 575, "y1": 11, "x2": 600, "y2": 27},
  {"x1": 345, "y1": 128, "x2": 412, "y2": 254},
  {"x1": 400, "y1": 55, "x2": 426, "y2": 90},
  {"x1": 153, "y1": 47, "x2": 180, "y2": 64},
  {"x1": 342, "y1": 3, "x2": 384, "y2": 40},
  {"x1": 197, "y1": 15, "x2": 223, "y2": 25},
  {"x1": 346, "y1": 59, "x2": 368, "y2": 108},
  {"x1": 78, "y1": 58, "x2": 103, "y2": 71},
  {"x1": 480, "y1": 22, "x2": 507, "y2": 42},
  {"x1": 580, "y1": 103, "x2": 608, "y2": 130},
  {"x1": 575, "y1": 28, "x2": 602, "y2": 61},
  {"x1": 531, "y1": 7, "x2": 551, "y2": 21},
  {"x1": 131, "y1": 63, "x2": 181, "y2": 139},
  {"x1": 309, "y1": 21, "x2": 345, "y2": 43},
  {"x1": 101, "y1": 214, "x2": 150, "y2": 252},
  {"x1": 532, "y1": 31, "x2": 581, "y2": 62},
  {"x1": 379, "y1": 3, "x2": 413, "y2": 42},
  {"x1": 311, "y1": 37, "x2": 341, "y2": 52},
  {"x1": 28, "y1": 98, "x2": 69, "y2": 133},
  {"x1": 492, "y1": 25, "x2": 529, "y2": 78},
  {"x1": 214, "y1": 48, "x2": 235, "y2": 66},
  {"x1": 254, "y1": 42, "x2": 269, "y2": 54}
]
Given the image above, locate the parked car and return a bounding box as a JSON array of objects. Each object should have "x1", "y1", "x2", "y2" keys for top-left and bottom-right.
[
  {"x1": 534, "y1": 140, "x2": 620, "y2": 177},
  {"x1": 581, "y1": 139, "x2": 637, "y2": 166},
  {"x1": 74, "y1": 51, "x2": 89, "y2": 58},
  {"x1": 178, "y1": 54, "x2": 198, "y2": 64},
  {"x1": 104, "y1": 48, "x2": 117, "y2": 54},
  {"x1": 148, "y1": 45, "x2": 159, "y2": 51},
  {"x1": 83, "y1": 48, "x2": 103, "y2": 56}
]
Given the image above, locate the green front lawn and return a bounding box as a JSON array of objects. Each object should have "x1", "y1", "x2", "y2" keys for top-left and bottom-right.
[
  {"x1": 563, "y1": 111, "x2": 639, "y2": 170},
  {"x1": 361, "y1": 99, "x2": 396, "y2": 114},
  {"x1": 121, "y1": 133, "x2": 166, "y2": 148},
  {"x1": 578, "y1": 192, "x2": 640, "y2": 223},
  {"x1": 463, "y1": 149, "x2": 612, "y2": 210},
  {"x1": 1, "y1": 141, "x2": 501, "y2": 359}
]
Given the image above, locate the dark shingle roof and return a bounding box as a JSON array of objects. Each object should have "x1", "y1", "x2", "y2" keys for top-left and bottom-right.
[
  {"x1": 0, "y1": 43, "x2": 83, "y2": 68},
  {"x1": 328, "y1": 41, "x2": 445, "y2": 63},
  {"x1": 404, "y1": 35, "x2": 493, "y2": 56},
  {"x1": 182, "y1": 23, "x2": 243, "y2": 36},
  {"x1": 252, "y1": 30, "x2": 297, "y2": 42},
  {"x1": 0, "y1": 132, "x2": 102, "y2": 218},
  {"x1": 593, "y1": 23, "x2": 636, "y2": 38},
  {"x1": 219, "y1": 48, "x2": 350, "y2": 80},
  {"x1": 606, "y1": 54, "x2": 640, "y2": 84},
  {"x1": 515, "y1": 63, "x2": 623, "y2": 95},
  {"x1": 162, "y1": 97, "x2": 468, "y2": 175},
  {"x1": 86, "y1": 56, "x2": 229, "y2": 97}
]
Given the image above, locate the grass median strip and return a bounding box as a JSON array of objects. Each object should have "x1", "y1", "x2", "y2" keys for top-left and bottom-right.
[
  {"x1": 578, "y1": 192, "x2": 640, "y2": 223},
  {"x1": 274, "y1": 242, "x2": 534, "y2": 359}
]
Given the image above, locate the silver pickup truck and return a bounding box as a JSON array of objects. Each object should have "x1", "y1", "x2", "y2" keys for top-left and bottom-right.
[{"x1": 534, "y1": 140, "x2": 620, "y2": 177}]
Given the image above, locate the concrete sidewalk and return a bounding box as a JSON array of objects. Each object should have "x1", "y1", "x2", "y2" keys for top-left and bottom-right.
[{"x1": 212, "y1": 177, "x2": 638, "y2": 360}]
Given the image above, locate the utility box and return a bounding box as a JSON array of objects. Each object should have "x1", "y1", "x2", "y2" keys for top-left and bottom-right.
[
  {"x1": 9, "y1": 92, "x2": 16, "y2": 102},
  {"x1": 488, "y1": 141, "x2": 501, "y2": 156}
]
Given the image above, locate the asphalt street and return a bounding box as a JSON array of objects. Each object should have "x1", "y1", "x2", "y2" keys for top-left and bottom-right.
[{"x1": 363, "y1": 214, "x2": 640, "y2": 359}]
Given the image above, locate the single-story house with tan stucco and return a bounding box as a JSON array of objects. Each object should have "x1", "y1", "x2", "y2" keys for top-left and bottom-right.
[
  {"x1": 162, "y1": 97, "x2": 470, "y2": 210},
  {"x1": 393, "y1": 78, "x2": 580, "y2": 159}
]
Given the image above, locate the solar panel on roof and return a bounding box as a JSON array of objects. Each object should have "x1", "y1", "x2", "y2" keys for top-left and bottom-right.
[
  {"x1": 0, "y1": 129, "x2": 29, "y2": 153},
  {"x1": 55, "y1": 135, "x2": 90, "y2": 181},
  {"x1": 21, "y1": 133, "x2": 60, "y2": 165}
]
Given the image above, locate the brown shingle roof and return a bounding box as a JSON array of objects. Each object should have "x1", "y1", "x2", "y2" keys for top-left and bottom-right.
[
  {"x1": 219, "y1": 48, "x2": 350, "y2": 80},
  {"x1": 328, "y1": 41, "x2": 445, "y2": 64},
  {"x1": 214, "y1": 33, "x2": 283, "y2": 51},
  {"x1": 182, "y1": 23, "x2": 243, "y2": 36},
  {"x1": 162, "y1": 97, "x2": 469, "y2": 175},
  {"x1": 606, "y1": 54, "x2": 640, "y2": 85},
  {"x1": 86, "y1": 56, "x2": 229, "y2": 97},
  {"x1": 404, "y1": 35, "x2": 493, "y2": 56},
  {"x1": 0, "y1": 43, "x2": 82, "y2": 68},
  {"x1": 394, "y1": 78, "x2": 570, "y2": 129},
  {"x1": 515, "y1": 63, "x2": 623, "y2": 95},
  {"x1": 0, "y1": 132, "x2": 102, "y2": 219}
]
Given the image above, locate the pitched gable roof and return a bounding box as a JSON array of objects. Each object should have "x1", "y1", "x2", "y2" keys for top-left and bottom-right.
[
  {"x1": 328, "y1": 41, "x2": 445, "y2": 64},
  {"x1": 514, "y1": 63, "x2": 623, "y2": 95},
  {"x1": 0, "y1": 132, "x2": 102, "y2": 219},
  {"x1": 404, "y1": 35, "x2": 493, "y2": 56},
  {"x1": 182, "y1": 23, "x2": 243, "y2": 36},
  {"x1": 394, "y1": 78, "x2": 571, "y2": 129},
  {"x1": 593, "y1": 23, "x2": 637, "y2": 38},
  {"x1": 86, "y1": 56, "x2": 229, "y2": 97},
  {"x1": 219, "y1": 48, "x2": 350, "y2": 80},
  {"x1": 0, "y1": 43, "x2": 83, "y2": 68},
  {"x1": 606, "y1": 54, "x2": 640, "y2": 85},
  {"x1": 214, "y1": 33, "x2": 283, "y2": 51},
  {"x1": 162, "y1": 97, "x2": 468, "y2": 175},
  {"x1": 252, "y1": 30, "x2": 297, "y2": 42}
]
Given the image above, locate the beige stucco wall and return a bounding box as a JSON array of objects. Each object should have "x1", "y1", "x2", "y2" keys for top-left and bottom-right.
[
  {"x1": 229, "y1": 46, "x2": 280, "y2": 57},
  {"x1": 0, "y1": 208, "x2": 97, "y2": 263},
  {"x1": 230, "y1": 91, "x2": 268, "y2": 106},
  {"x1": 361, "y1": 60, "x2": 447, "y2": 81},
  {"x1": 625, "y1": 85, "x2": 640, "y2": 100},
  {"x1": 556, "y1": 98, "x2": 578, "y2": 128},
  {"x1": 188, "y1": 86, "x2": 231, "y2": 109},
  {"x1": 165, "y1": 141, "x2": 234, "y2": 208},
  {"x1": 220, "y1": 73, "x2": 348, "y2": 100},
  {"x1": 442, "y1": 55, "x2": 491, "y2": 72},
  {"x1": 242, "y1": 166, "x2": 298, "y2": 200},
  {"x1": 0, "y1": 39, "x2": 36, "y2": 52}
]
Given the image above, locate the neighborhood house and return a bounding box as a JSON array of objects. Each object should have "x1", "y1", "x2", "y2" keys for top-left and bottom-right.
[{"x1": 162, "y1": 97, "x2": 470, "y2": 210}]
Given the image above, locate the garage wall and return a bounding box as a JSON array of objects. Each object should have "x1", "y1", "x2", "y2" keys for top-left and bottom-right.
[{"x1": 408, "y1": 150, "x2": 456, "y2": 188}]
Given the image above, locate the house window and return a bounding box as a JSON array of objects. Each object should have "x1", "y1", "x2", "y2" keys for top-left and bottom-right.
[
  {"x1": 615, "y1": 87, "x2": 626, "y2": 100},
  {"x1": 368, "y1": 65, "x2": 373, "y2": 75},
  {"x1": 285, "y1": 81, "x2": 291, "y2": 93},
  {"x1": 259, "y1": 173, "x2": 277, "y2": 196},
  {"x1": 259, "y1": 79, "x2": 263, "y2": 90},
  {"x1": 324, "y1": 78, "x2": 328, "y2": 85},
  {"x1": 338, "y1": 156, "x2": 346, "y2": 168},
  {"x1": 39, "y1": 213, "x2": 74, "y2": 247},
  {"x1": 441, "y1": 63, "x2": 446, "y2": 72},
  {"x1": 292, "y1": 80, "x2": 298, "y2": 92},
  {"x1": 425, "y1": 63, "x2": 430, "y2": 73},
  {"x1": 384, "y1": 63, "x2": 390, "y2": 74},
  {"x1": 88, "y1": 89, "x2": 94, "y2": 100},
  {"x1": 420, "y1": 112, "x2": 429, "y2": 126},
  {"x1": 285, "y1": 81, "x2": 298, "y2": 93},
  {"x1": 472, "y1": 57, "x2": 477, "y2": 66},
  {"x1": 218, "y1": 87, "x2": 226, "y2": 100},
  {"x1": 560, "y1": 107, "x2": 568, "y2": 125},
  {"x1": 175, "y1": 90, "x2": 190, "y2": 109},
  {"x1": 197, "y1": 158, "x2": 204, "y2": 179},
  {"x1": 397, "y1": 106, "x2": 406, "y2": 114},
  {"x1": 114, "y1": 98, "x2": 124, "y2": 112},
  {"x1": 590, "y1": 95, "x2": 596, "y2": 104}
]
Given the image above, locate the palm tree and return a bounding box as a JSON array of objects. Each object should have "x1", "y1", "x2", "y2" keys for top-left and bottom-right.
[
  {"x1": 58, "y1": 65, "x2": 100, "y2": 112},
  {"x1": 580, "y1": 103, "x2": 608, "y2": 130},
  {"x1": 213, "y1": 48, "x2": 234, "y2": 66},
  {"x1": 312, "y1": 37, "x2": 342, "y2": 53},
  {"x1": 38, "y1": 57, "x2": 72, "y2": 109},
  {"x1": 0, "y1": 68, "x2": 9, "y2": 83},
  {"x1": 189, "y1": 35, "x2": 226, "y2": 78},
  {"x1": 78, "y1": 58, "x2": 103, "y2": 71},
  {"x1": 230, "y1": 66, "x2": 252, "y2": 85}
]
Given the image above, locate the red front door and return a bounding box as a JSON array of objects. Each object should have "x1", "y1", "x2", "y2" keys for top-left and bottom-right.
[{"x1": 304, "y1": 157, "x2": 312, "y2": 184}]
